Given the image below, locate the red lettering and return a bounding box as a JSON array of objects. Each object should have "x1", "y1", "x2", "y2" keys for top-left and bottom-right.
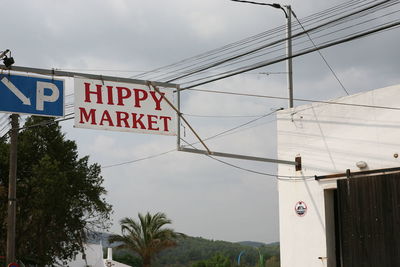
[
  {"x1": 133, "y1": 89, "x2": 148, "y2": 108},
  {"x1": 106, "y1": 86, "x2": 114, "y2": 105},
  {"x1": 116, "y1": 111, "x2": 130, "y2": 128},
  {"x1": 150, "y1": 91, "x2": 164, "y2": 111},
  {"x1": 131, "y1": 113, "x2": 146, "y2": 129},
  {"x1": 79, "y1": 107, "x2": 97, "y2": 125},
  {"x1": 116, "y1": 87, "x2": 132, "y2": 106},
  {"x1": 99, "y1": 110, "x2": 114, "y2": 126},
  {"x1": 147, "y1": 115, "x2": 159, "y2": 131},
  {"x1": 84, "y1": 83, "x2": 103, "y2": 104},
  {"x1": 159, "y1": 116, "x2": 172, "y2": 132}
]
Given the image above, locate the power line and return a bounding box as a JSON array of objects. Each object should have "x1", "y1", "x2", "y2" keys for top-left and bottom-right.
[
  {"x1": 130, "y1": 0, "x2": 399, "y2": 90},
  {"x1": 186, "y1": 88, "x2": 400, "y2": 111},
  {"x1": 135, "y1": 0, "x2": 382, "y2": 81},
  {"x1": 101, "y1": 148, "x2": 177, "y2": 169},
  {"x1": 292, "y1": 11, "x2": 350, "y2": 95},
  {"x1": 200, "y1": 108, "x2": 282, "y2": 142},
  {"x1": 180, "y1": 14, "x2": 400, "y2": 86},
  {"x1": 100, "y1": 110, "x2": 281, "y2": 169},
  {"x1": 182, "y1": 4, "x2": 400, "y2": 82},
  {"x1": 179, "y1": 19, "x2": 400, "y2": 89},
  {"x1": 161, "y1": 0, "x2": 396, "y2": 83},
  {"x1": 17, "y1": 114, "x2": 74, "y2": 131}
]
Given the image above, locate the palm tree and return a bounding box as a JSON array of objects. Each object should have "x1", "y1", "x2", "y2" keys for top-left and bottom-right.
[{"x1": 109, "y1": 212, "x2": 185, "y2": 267}]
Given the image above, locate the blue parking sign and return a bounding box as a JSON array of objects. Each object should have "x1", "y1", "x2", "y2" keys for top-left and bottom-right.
[{"x1": 0, "y1": 73, "x2": 64, "y2": 117}]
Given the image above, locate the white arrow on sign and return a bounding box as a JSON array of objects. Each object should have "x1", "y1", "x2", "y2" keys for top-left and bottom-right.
[{"x1": 1, "y1": 77, "x2": 31, "y2": 105}]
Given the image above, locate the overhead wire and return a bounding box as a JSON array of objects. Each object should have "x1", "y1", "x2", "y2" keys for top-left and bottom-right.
[
  {"x1": 132, "y1": 0, "x2": 343, "y2": 80},
  {"x1": 176, "y1": 2, "x2": 400, "y2": 86},
  {"x1": 293, "y1": 13, "x2": 349, "y2": 96},
  {"x1": 135, "y1": 0, "x2": 378, "y2": 81},
  {"x1": 186, "y1": 88, "x2": 400, "y2": 111},
  {"x1": 179, "y1": 18, "x2": 400, "y2": 89},
  {"x1": 101, "y1": 108, "x2": 282, "y2": 169},
  {"x1": 198, "y1": 4, "x2": 400, "y2": 77},
  {"x1": 101, "y1": 148, "x2": 177, "y2": 169},
  {"x1": 148, "y1": 0, "x2": 396, "y2": 84},
  {"x1": 125, "y1": 0, "x2": 400, "y2": 92}
]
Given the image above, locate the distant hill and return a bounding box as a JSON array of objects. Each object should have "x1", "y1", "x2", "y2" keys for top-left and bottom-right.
[{"x1": 104, "y1": 234, "x2": 279, "y2": 267}]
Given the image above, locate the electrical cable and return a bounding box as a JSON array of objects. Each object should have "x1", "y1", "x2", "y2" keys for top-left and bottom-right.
[
  {"x1": 293, "y1": 13, "x2": 349, "y2": 95},
  {"x1": 17, "y1": 114, "x2": 75, "y2": 131},
  {"x1": 179, "y1": 8, "x2": 400, "y2": 86},
  {"x1": 197, "y1": 5, "x2": 400, "y2": 78},
  {"x1": 101, "y1": 148, "x2": 177, "y2": 169},
  {"x1": 179, "y1": 19, "x2": 400, "y2": 89},
  {"x1": 135, "y1": 0, "x2": 380, "y2": 81},
  {"x1": 160, "y1": 0, "x2": 395, "y2": 83},
  {"x1": 200, "y1": 108, "x2": 282, "y2": 141},
  {"x1": 134, "y1": 1, "x2": 397, "y2": 91},
  {"x1": 101, "y1": 109, "x2": 281, "y2": 169},
  {"x1": 186, "y1": 88, "x2": 400, "y2": 111}
]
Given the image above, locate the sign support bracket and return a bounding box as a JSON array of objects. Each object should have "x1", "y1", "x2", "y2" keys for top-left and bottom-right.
[{"x1": 178, "y1": 147, "x2": 298, "y2": 166}]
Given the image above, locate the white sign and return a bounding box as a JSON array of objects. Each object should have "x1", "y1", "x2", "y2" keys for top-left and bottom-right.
[{"x1": 74, "y1": 78, "x2": 177, "y2": 135}]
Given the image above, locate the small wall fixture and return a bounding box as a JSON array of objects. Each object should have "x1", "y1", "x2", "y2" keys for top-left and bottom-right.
[{"x1": 356, "y1": 161, "x2": 368, "y2": 169}]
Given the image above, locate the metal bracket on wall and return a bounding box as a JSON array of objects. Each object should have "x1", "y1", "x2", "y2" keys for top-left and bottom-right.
[{"x1": 179, "y1": 147, "x2": 298, "y2": 166}]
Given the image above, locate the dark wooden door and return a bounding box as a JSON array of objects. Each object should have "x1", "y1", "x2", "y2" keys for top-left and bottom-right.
[{"x1": 337, "y1": 172, "x2": 400, "y2": 267}]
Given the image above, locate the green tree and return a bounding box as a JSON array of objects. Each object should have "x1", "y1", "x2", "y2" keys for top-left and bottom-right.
[
  {"x1": 265, "y1": 255, "x2": 280, "y2": 267},
  {"x1": 109, "y1": 212, "x2": 185, "y2": 267},
  {"x1": 192, "y1": 253, "x2": 231, "y2": 267},
  {"x1": 0, "y1": 116, "x2": 112, "y2": 266},
  {"x1": 112, "y1": 252, "x2": 143, "y2": 267}
]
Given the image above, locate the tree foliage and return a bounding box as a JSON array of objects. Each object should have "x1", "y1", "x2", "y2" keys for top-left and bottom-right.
[
  {"x1": 109, "y1": 212, "x2": 185, "y2": 267},
  {"x1": 192, "y1": 253, "x2": 231, "y2": 267},
  {"x1": 112, "y1": 252, "x2": 143, "y2": 267},
  {"x1": 0, "y1": 116, "x2": 112, "y2": 266},
  {"x1": 156, "y1": 238, "x2": 279, "y2": 267},
  {"x1": 112, "y1": 235, "x2": 280, "y2": 267}
]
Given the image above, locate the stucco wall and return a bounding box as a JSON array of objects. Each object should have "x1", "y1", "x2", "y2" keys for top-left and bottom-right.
[
  {"x1": 277, "y1": 84, "x2": 400, "y2": 267},
  {"x1": 67, "y1": 243, "x2": 104, "y2": 267}
]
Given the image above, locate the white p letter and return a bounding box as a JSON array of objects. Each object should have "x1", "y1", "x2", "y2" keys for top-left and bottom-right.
[{"x1": 36, "y1": 82, "x2": 60, "y2": 111}]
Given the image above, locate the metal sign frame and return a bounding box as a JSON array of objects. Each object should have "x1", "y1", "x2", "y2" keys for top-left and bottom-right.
[
  {"x1": 173, "y1": 79, "x2": 297, "y2": 166},
  {"x1": 0, "y1": 64, "x2": 297, "y2": 167}
]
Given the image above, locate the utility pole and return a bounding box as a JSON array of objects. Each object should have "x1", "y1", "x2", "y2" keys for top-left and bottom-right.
[
  {"x1": 6, "y1": 114, "x2": 19, "y2": 266},
  {"x1": 286, "y1": 5, "x2": 294, "y2": 108}
]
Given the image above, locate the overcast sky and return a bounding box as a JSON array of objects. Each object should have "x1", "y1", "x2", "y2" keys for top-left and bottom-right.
[{"x1": 2, "y1": 0, "x2": 400, "y2": 243}]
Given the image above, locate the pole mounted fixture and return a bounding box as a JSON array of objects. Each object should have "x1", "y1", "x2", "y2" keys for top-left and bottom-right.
[
  {"x1": 0, "y1": 49, "x2": 15, "y2": 68},
  {"x1": 230, "y1": 0, "x2": 287, "y2": 17},
  {"x1": 229, "y1": 0, "x2": 293, "y2": 108}
]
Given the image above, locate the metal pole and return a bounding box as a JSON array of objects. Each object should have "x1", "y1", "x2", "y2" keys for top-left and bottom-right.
[
  {"x1": 176, "y1": 85, "x2": 181, "y2": 150},
  {"x1": 286, "y1": 5, "x2": 294, "y2": 108},
  {"x1": 6, "y1": 114, "x2": 19, "y2": 266}
]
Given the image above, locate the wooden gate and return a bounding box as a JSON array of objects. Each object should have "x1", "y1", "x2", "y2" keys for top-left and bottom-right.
[{"x1": 336, "y1": 172, "x2": 400, "y2": 266}]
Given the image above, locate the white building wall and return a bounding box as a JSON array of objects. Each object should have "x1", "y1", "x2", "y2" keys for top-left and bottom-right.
[
  {"x1": 67, "y1": 243, "x2": 104, "y2": 267},
  {"x1": 277, "y1": 84, "x2": 400, "y2": 267}
]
